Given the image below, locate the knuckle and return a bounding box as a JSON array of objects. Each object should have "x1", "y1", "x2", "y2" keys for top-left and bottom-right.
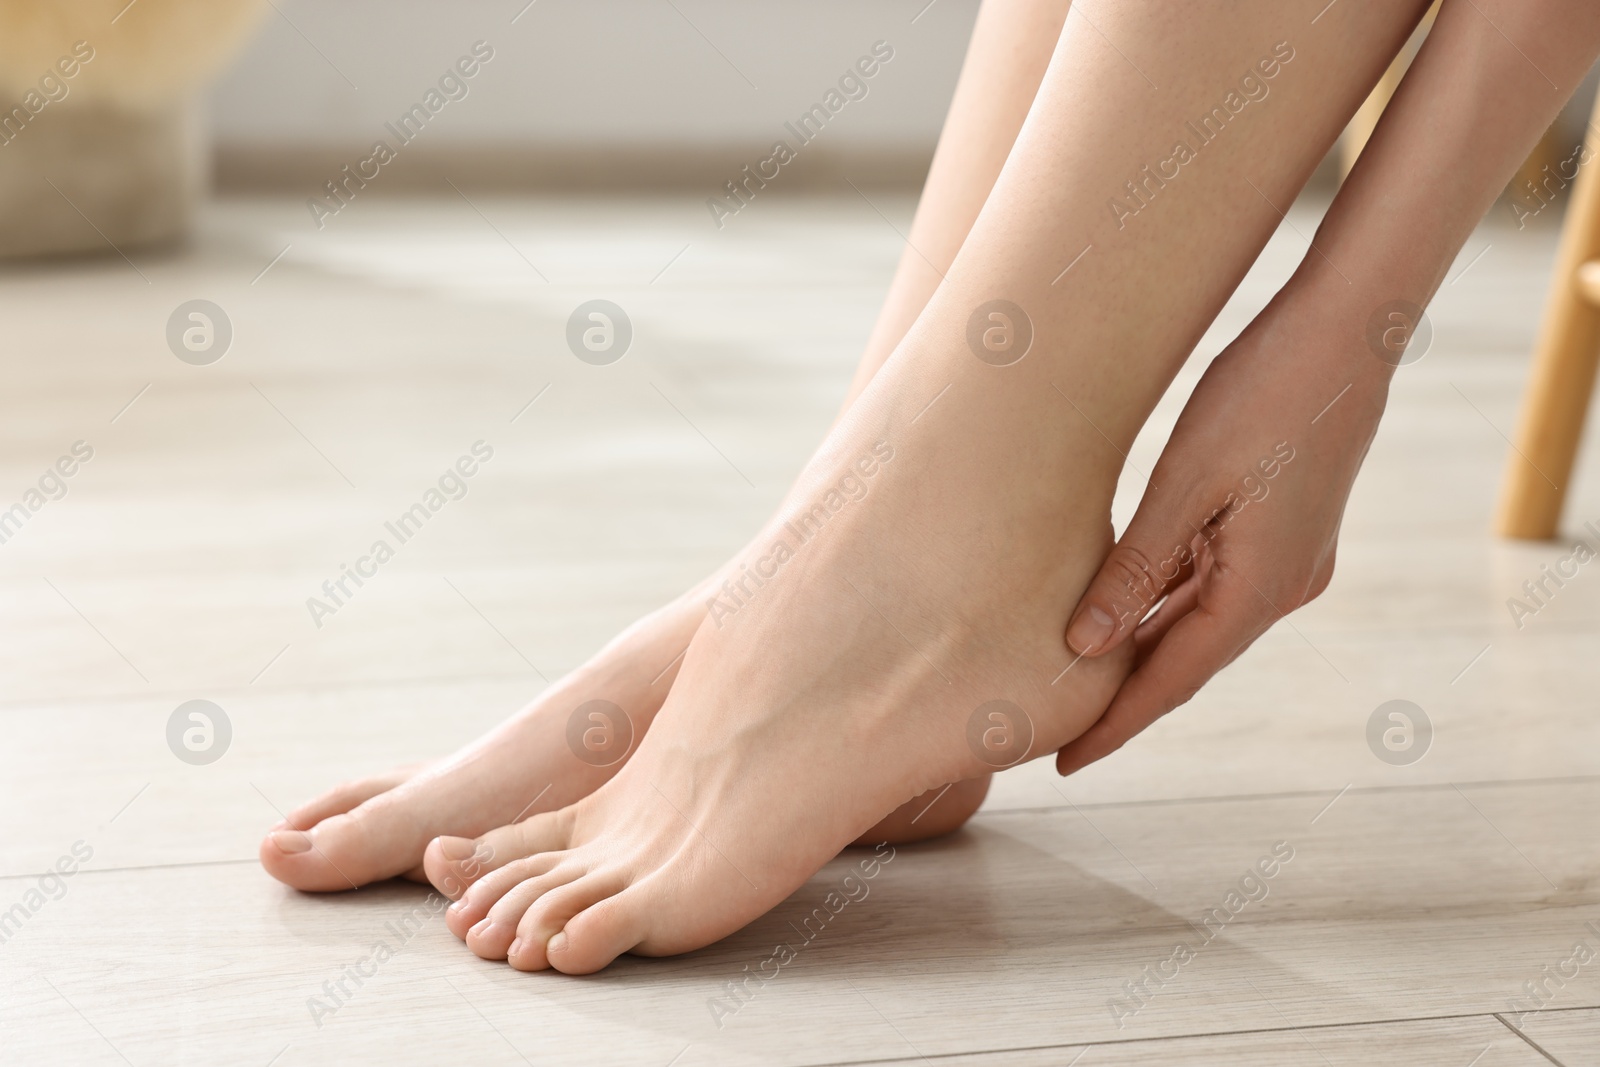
[
  {"x1": 1164, "y1": 685, "x2": 1202, "y2": 715},
  {"x1": 1275, "y1": 562, "x2": 1332, "y2": 612},
  {"x1": 1100, "y1": 545, "x2": 1164, "y2": 610},
  {"x1": 331, "y1": 805, "x2": 369, "y2": 837},
  {"x1": 1306, "y1": 557, "x2": 1336, "y2": 601}
]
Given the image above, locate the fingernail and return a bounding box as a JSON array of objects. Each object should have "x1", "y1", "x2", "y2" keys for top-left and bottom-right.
[
  {"x1": 270, "y1": 830, "x2": 312, "y2": 854},
  {"x1": 436, "y1": 836, "x2": 477, "y2": 861},
  {"x1": 1066, "y1": 604, "x2": 1114, "y2": 654},
  {"x1": 507, "y1": 937, "x2": 524, "y2": 958}
]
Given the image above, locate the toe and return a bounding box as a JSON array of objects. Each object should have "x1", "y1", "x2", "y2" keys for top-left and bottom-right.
[
  {"x1": 466, "y1": 862, "x2": 588, "y2": 960},
  {"x1": 424, "y1": 809, "x2": 571, "y2": 900},
  {"x1": 445, "y1": 852, "x2": 567, "y2": 938},
  {"x1": 425, "y1": 834, "x2": 504, "y2": 904},
  {"x1": 259, "y1": 803, "x2": 411, "y2": 892},
  {"x1": 260, "y1": 766, "x2": 448, "y2": 892},
  {"x1": 260, "y1": 770, "x2": 424, "y2": 891},
  {"x1": 280, "y1": 766, "x2": 421, "y2": 831},
  {"x1": 545, "y1": 887, "x2": 650, "y2": 975},
  {"x1": 508, "y1": 872, "x2": 627, "y2": 971}
]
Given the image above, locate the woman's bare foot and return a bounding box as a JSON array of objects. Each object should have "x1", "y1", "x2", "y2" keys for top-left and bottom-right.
[
  {"x1": 259, "y1": 573, "x2": 989, "y2": 892},
  {"x1": 423, "y1": 358, "x2": 1136, "y2": 971},
  {"x1": 418, "y1": 0, "x2": 1433, "y2": 967},
  {"x1": 258, "y1": 0, "x2": 1073, "y2": 897}
]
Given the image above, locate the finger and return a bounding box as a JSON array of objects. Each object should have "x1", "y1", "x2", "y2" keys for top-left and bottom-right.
[
  {"x1": 1056, "y1": 578, "x2": 1270, "y2": 776},
  {"x1": 1066, "y1": 504, "x2": 1208, "y2": 658},
  {"x1": 1131, "y1": 573, "x2": 1201, "y2": 654}
]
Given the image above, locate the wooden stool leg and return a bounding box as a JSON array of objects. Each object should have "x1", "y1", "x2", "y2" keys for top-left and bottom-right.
[
  {"x1": 1340, "y1": 1, "x2": 1439, "y2": 177},
  {"x1": 1495, "y1": 89, "x2": 1600, "y2": 540},
  {"x1": 1341, "y1": 60, "x2": 1408, "y2": 177}
]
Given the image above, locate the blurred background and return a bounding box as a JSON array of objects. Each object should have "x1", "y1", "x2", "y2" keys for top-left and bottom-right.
[{"x1": 2, "y1": 0, "x2": 1596, "y2": 253}]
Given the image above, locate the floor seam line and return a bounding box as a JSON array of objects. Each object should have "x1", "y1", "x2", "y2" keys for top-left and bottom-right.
[
  {"x1": 801, "y1": 1008, "x2": 1590, "y2": 1067},
  {"x1": 974, "y1": 773, "x2": 1600, "y2": 816},
  {"x1": 1493, "y1": 1012, "x2": 1568, "y2": 1066}
]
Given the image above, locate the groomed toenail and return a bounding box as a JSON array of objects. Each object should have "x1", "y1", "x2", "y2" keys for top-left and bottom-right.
[
  {"x1": 270, "y1": 830, "x2": 311, "y2": 854},
  {"x1": 547, "y1": 932, "x2": 567, "y2": 956},
  {"x1": 507, "y1": 937, "x2": 524, "y2": 957},
  {"x1": 436, "y1": 836, "x2": 478, "y2": 861},
  {"x1": 471, "y1": 920, "x2": 514, "y2": 946}
]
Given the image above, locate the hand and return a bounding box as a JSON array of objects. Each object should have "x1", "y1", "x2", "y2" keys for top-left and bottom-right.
[{"x1": 1055, "y1": 294, "x2": 1389, "y2": 775}]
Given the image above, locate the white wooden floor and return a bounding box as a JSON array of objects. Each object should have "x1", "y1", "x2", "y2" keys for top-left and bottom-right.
[{"x1": 1, "y1": 189, "x2": 1597, "y2": 1066}]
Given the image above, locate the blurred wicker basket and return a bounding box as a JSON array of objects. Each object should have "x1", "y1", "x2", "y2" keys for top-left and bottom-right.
[{"x1": 0, "y1": 0, "x2": 267, "y2": 258}]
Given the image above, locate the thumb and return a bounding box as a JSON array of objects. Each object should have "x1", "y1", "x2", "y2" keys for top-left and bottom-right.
[{"x1": 1067, "y1": 509, "x2": 1205, "y2": 656}]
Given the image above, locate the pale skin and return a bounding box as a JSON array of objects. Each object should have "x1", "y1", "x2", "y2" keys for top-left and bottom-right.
[
  {"x1": 262, "y1": 0, "x2": 1600, "y2": 972},
  {"x1": 1056, "y1": 0, "x2": 1600, "y2": 772},
  {"x1": 418, "y1": 0, "x2": 1437, "y2": 972},
  {"x1": 260, "y1": 0, "x2": 1074, "y2": 891}
]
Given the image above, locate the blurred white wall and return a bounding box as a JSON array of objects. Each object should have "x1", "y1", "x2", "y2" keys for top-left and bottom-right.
[
  {"x1": 205, "y1": 0, "x2": 981, "y2": 189},
  {"x1": 204, "y1": 1, "x2": 1600, "y2": 195}
]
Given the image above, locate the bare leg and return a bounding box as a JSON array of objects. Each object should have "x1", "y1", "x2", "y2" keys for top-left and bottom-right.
[
  {"x1": 841, "y1": 0, "x2": 1075, "y2": 411},
  {"x1": 429, "y1": 0, "x2": 1431, "y2": 972},
  {"x1": 259, "y1": 0, "x2": 1072, "y2": 891}
]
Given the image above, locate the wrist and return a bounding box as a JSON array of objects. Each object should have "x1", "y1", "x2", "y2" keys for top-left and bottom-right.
[
  {"x1": 1210, "y1": 267, "x2": 1392, "y2": 437},
  {"x1": 1276, "y1": 261, "x2": 1412, "y2": 393}
]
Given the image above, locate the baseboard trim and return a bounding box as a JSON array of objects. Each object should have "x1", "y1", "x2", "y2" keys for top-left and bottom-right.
[{"x1": 213, "y1": 142, "x2": 937, "y2": 195}]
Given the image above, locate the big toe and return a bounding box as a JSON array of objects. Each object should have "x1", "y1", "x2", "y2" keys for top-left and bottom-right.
[
  {"x1": 424, "y1": 809, "x2": 573, "y2": 901},
  {"x1": 260, "y1": 801, "x2": 421, "y2": 892}
]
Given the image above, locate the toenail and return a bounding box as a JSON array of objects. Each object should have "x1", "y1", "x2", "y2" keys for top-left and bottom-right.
[
  {"x1": 436, "y1": 836, "x2": 478, "y2": 861},
  {"x1": 471, "y1": 920, "x2": 514, "y2": 945},
  {"x1": 547, "y1": 932, "x2": 567, "y2": 956},
  {"x1": 507, "y1": 937, "x2": 524, "y2": 958},
  {"x1": 270, "y1": 830, "x2": 312, "y2": 854},
  {"x1": 1066, "y1": 603, "x2": 1115, "y2": 654}
]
